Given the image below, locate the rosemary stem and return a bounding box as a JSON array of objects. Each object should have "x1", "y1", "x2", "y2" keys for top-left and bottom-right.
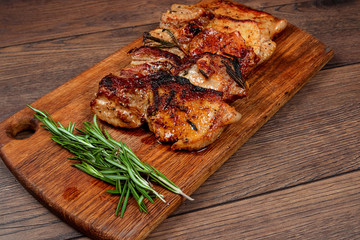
[
  {"x1": 157, "y1": 176, "x2": 194, "y2": 201},
  {"x1": 28, "y1": 105, "x2": 193, "y2": 217}
]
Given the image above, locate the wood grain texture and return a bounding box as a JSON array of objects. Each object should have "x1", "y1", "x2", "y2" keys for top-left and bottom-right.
[
  {"x1": 2, "y1": 64, "x2": 358, "y2": 240},
  {"x1": 172, "y1": 63, "x2": 360, "y2": 214},
  {"x1": 0, "y1": 0, "x2": 304, "y2": 47},
  {"x1": 149, "y1": 170, "x2": 360, "y2": 239},
  {"x1": 0, "y1": 17, "x2": 333, "y2": 240},
  {"x1": 259, "y1": 0, "x2": 360, "y2": 69},
  {"x1": 1, "y1": 0, "x2": 359, "y2": 239},
  {"x1": 1, "y1": 0, "x2": 358, "y2": 122},
  {"x1": 0, "y1": 23, "x2": 158, "y2": 121},
  {"x1": 0, "y1": 0, "x2": 193, "y2": 47}
]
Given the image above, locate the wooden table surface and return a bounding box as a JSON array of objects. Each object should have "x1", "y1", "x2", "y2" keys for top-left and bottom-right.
[{"x1": 0, "y1": 0, "x2": 359, "y2": 239}]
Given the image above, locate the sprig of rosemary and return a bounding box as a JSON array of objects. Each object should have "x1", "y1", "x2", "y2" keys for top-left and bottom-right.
[
  {"x1": 28, "y1": 105, "x2": 193, "y2": 218},
  {"x1": 143, "y1": 32, "x2": 178, "y2": 48},
  {"x1": 221, "y1": 57, "x2": 246, "y2": 89},
  {"x1": 143, "y1": 30, "x2": 188, "y2": 55}
]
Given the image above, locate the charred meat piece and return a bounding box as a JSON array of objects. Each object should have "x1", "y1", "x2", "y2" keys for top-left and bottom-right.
[
  {"x1": 120, "y1": 47, "x2": 182, "y2": 78},
  {"x1": 121, "y1": 47, "x2": 248, "y2": 102},
  {"x1": 172, "y1": 53, "x2": 247, "y2": 102},
  {"x1": 90, "y1": 0, "x2": 288, "y2": 151},
  {"x1": 188, "y1": 28, "x2": 258, "y2": 77},
  {"x1": 196, "y1": 0, "x2": 287, "y2": 63},
  {"x1": 158, "y1": 4, "x2": 214, "y2": 47},
  {"x1": 91, "y1": 72, "x2": 241, "y2": 150},
  {"x1": 206, "y1": 16, "x2": 263, "y2": 60},
  {"x1": 147, "y1": 73, "x2": 241, "y2": 150},
  {"x1": 150, "y1": 0, "x2": 287, "y2": 64},
  {"x1": 196, "y1": 0, "x2": 287, "y2": 39},
  {"x1": 90, "y1": 74, "x2": 152, "y2": 128},
  {"x1": 144, "y1": 0, "x2": 287, "y2": 79}
]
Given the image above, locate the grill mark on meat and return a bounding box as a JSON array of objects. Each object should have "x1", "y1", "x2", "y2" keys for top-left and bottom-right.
[
  {"x1": 198, "y1": 68, "x2": 209, "y2": 79},
  {"x1": 221, "y1": 59, "x2": 245, "y2": 88},
  {"x1": 186, "y1": 119, "x2": 198, "y2": 131},
  {"x1": 164, "y1": 90, "x2": 176, "y2": 109},
  {"x1": 153, "y1": 89, "x2": 159, "y2": 113},
  {"x1": 187, "y1": 23, "x2": 203, "y2": 36},
  {"x1": 130, "y1": 46, "x2": 182, "y2": 66},
  {"x1": 91, "y1": 0, "x2": 287, "y2": 150},
  {"x1": 100, "y1": 75, "x2": 114, "y2": 88}
]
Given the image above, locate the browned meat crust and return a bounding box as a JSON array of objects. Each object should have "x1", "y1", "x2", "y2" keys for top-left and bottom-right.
[
  {"x1": 120, "y1": 47, "x2": 182, "y2": 78},
  {"x1": 159, "y1": 4, "x2": 215, "y2": 46},
  {"x1": 121, "y1": 46, "x2": 249, "y2": 102},
  {"x1": 90, "y1": 74, "x2": 152, "y2": 128},
  {"x1": 196, "y1": 0, "x2": 287, "y2": 63},
  {"x1": 172, "y1": 53, "x2": 248, "y2": 102},
  {"x1": 188, "y1": 28, "x2": 258, "y2": 77},
  {"x1": 91, "y1": 72, "x2": 241, "y2": 150},
  {"x1": 147, "y1": 73, "x2": 240, "y2": 150},
  {"x1": 196, "y1": 0, "x2": 287, "y2": 39},
  {"x1": 90, "y1": 0, "x2": 287, "y2": 150}
]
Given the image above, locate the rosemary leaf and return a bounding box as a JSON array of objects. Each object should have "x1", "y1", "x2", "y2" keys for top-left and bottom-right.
[
  {"x1": 143, "y1": 32, "x2": 177, "y2": 48},
  {"x1": 120, "y1": 186, "x2": 130, "y2": 217},
  {"x1": 28, "y1": 105, "x2": 193, "y2": 218}
]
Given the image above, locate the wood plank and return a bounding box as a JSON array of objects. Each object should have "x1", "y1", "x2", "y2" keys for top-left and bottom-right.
[
  {"x1": 0, "y1": 19, "x2": 333, "y2": 240},
  {"x1": 260, "y1": 0, "x2": 360, "y2": 69},
  {"x1": 148, "y1": 170, "x2": 360, "y2": 239},
  {"x1": 1, "y1": 0, "x2": 358, "y2": 68},
  {"x1": 0, "y1": 0, "x2": 356, "y2": 237},
  {"x1": 0, "y1": 0, "x2": 298, "y2": 47},
  {"x1": 0, "y1": 0, "x2": 192, "y2": 48},
  {"x1": 0, "y1": 164, "x2": 85, "y2": 239},
  {"x1": 1, "y1": 0, "x2": 359, "y2": 122},
  {"x1": 1, "y1": 63, "x2": 358, "y2": 239},
  {"x1": 0, "y1": 23, "x2": 158, "y2": 121},
  {"x1": 172, "y1": 63, "x2": 360, "y2": 214}
]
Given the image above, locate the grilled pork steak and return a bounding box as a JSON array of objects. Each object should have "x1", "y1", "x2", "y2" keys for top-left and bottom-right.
[
  {"x1": 147, "y1": 73, "x2": 241, "y2": 150},
  {"x1": 172, "y1": 53, "x2": 248, "y2": 102},
  {"x1": 196, "y1": 0, "x2": 287, "y2": 63},
  {"x1": 121, "y1": 46, "x2": 249, "y2": 102},
  {"x1": 91, "y1": 0, "x2": 287, "y2": 150},
  {"x1": 90, "y1": 74, "x2": 151, "y2": 128},
  {"x1": 91, "y1": 72, "x2": 241, "y2": 150},
  {"x1": 120, "y1": 47, "x2": 182, "y2": 78}
]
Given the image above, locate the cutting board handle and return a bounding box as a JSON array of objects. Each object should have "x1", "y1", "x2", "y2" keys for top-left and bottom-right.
[{"x1": 0, "y1": 107, "x2": 39, "y2": 146}]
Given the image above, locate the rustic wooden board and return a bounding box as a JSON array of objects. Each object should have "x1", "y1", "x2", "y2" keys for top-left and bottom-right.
[
  {"x1": 0, "y1": 22, "x2": 332, "y2": 240},
  {"x1": 149, "y1": 169, "x2": 360, "y2": 239}
]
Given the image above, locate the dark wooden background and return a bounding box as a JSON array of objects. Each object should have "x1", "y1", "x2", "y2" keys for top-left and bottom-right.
[{"x1": 0, "y1": 0, "x2": 359, "y2": 239}]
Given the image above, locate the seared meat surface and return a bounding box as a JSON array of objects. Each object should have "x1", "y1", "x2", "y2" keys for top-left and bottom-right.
[
  {"x1": 90, "y1": 74, "x2": 151, "y2": 128},
  {"x1": 188, "y1": 27, "x2": 258, "y2": 78},
  {"x1": 152, "y1": 0, "x2": 286, "y2": 64},
  {"x1": 158, "y1": 4, "x2": 214, "y2": 50},
  {"x1": 91, "y1": 0, "x2": 287, "y2": 150},
  {"x1": 91, "y1": 72, "x2": 241, "y2": 150},
  {"x1": 122, "y1": 46, "x2": 249, "y2": 102},
  {"x1": 147, "y1": 73, "x2": 241, "y2": 150},
  {"x1": 196, "y1": 0, "x2": 287, "y2": 63},
  {"x1": 172, "y1": 53, "x2": 247, "y2": 102},
  {"x1": 197, "y1": 0, "x2": 287, "y2": 39},
  {"x1": 143, "y1": 0, "x2": 286, "y2": 88},
  {"x1": 120, "y1": 47, "x2": 182, "y2": 78}
]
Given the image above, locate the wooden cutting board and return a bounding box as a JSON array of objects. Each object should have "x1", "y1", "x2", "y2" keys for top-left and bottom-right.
[{"x1": 0, "y1": 21, "x2": 333, "y2": 239}]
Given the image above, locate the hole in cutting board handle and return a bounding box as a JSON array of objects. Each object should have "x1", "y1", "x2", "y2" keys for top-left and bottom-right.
[{"x1": 6, "y1": 116, "x2": 39, "y2": 140}]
